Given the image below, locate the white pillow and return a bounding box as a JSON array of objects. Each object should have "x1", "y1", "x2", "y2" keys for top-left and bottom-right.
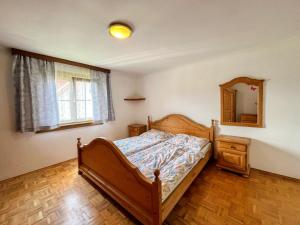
[{"x1": 140, "y1": 129, "x2": 174, "y2": 139}]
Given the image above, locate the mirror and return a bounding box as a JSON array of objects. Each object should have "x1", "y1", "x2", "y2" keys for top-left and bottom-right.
[{"x1": 220, "y1": 77, "x2": 264, "y2": 127}]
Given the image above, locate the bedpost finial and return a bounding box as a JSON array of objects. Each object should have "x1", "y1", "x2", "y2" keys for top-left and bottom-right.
[
  {"x1": 77, "y1": 138, "x2": 81, "y2": 147},
  {"x1": 154, "y1": 169, "x2": 160, "y2": 182},
  {"x1": 211, "y1": 119, "x2": 217, "y2": 126}
]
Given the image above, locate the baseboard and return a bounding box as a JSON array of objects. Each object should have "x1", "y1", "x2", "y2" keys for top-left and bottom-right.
[
  {"x1": 0, "y1": 158, "x2": 77, "y2": 183},
  {"x1": 211, "y1": 158, "x2": 299, "y2": 182},
  {"x1": 251, "y1": 168, "x2": 300, "y2": 182}
]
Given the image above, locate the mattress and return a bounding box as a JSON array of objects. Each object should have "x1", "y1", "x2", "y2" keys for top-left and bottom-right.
[{"x1": 125, "y1": 134, "x2": 211, "y2": 202}]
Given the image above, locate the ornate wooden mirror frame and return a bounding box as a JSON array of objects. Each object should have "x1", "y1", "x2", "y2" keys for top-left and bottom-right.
[{"x1": 220, "y1": 76, "x2": 264, "y2": 128}]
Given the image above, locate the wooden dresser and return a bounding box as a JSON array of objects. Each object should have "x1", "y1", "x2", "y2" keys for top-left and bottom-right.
[
  {"x1": 128, "y1": 124, "x2": 147, "y2": 137},
  {"x1": 216, "y1": 135, "x2": 251, "y2": 177}
]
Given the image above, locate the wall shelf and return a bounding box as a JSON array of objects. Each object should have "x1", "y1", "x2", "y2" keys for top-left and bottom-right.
[{"x1": 124, "y1": 97, "x2": 146, "y2": 101}]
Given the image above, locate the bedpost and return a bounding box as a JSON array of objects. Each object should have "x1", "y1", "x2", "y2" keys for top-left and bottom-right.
[
  {"x1": 77, "y1": 138, "x2": 83, "y2": 175},
  {"x1": 148, "y1": 116, "x2": 152, "y2": 130},
  {"x1": 210, "y1": 120, "x2": 216, "y2": 161},
  {"x1": 152, "y1": 169, "x2": 162, "y2": 225},
  {"x1": 211, "y1": 119, "x2": 216, "y2": 142}
]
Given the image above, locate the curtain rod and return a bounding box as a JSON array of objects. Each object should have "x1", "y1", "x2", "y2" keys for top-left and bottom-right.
[{"x1": 11, "y1": 48, "x2": 110, "y2": 74}]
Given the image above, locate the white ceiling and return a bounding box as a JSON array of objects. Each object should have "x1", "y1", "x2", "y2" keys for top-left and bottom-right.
[{"x1": 0, "y1": 0, "x2": 300, "y2": 74}]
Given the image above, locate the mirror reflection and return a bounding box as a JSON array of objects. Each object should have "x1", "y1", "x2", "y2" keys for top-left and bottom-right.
[
  {"x1": 223, "y1": 83, "x2": 258, "y2": 123},
  {"x1": 220, "y1": 77, "x2": 264, "y2": 127}
]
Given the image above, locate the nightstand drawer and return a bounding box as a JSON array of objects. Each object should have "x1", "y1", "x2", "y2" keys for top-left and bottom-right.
[
  {"x1": 217, "y1": 141, "x2": 246, "y2": 152},
  {"x1": 129, "y1": 130, "x2": 139, "y2": 137},
  {"x1": 218, "y1": 149, "x2": 246, "y2": 171},
  {"x1": 130, "y1": 127, "x2": 139, "y2": 132}
]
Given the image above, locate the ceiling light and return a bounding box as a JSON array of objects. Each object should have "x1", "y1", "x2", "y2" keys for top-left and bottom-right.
[{"x1": 108, "y1": 22, "x2": 133, "y2": 39}]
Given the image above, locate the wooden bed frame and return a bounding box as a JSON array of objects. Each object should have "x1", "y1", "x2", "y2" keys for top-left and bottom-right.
[{"x1": 77, "y1": 114, "x2": 215, "y2": 225}]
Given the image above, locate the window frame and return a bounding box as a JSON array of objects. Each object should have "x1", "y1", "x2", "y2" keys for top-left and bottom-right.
[{"x1": 37, "y1": 76, "x2": 101, "y2": 133}]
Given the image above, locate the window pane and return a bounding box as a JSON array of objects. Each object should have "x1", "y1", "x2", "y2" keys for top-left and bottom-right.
[
  {"x1": 86, "y1": 82, "x2": 92, "y2": 100},
  {"x1": 74, "y1": 79, "x2": 93, "y2": 121},
  {"x1": 86, "y1": 100, "x2": 93, "y2": 119},
  {"x1": 76, "y1": 101, "x2": 86, "y2": 120},
  {"x1": 56, "y1": 80, "x2": 72, "y2": 100},
  {"x1": 58, "y1": 101, "x2": 72, "y2": 121},
  {"x1": 56, "y1": 74, "x2": 94, "y2": 123},
  {"x1": 75, "y1": 80, "x2": 85, "y2": 100}
]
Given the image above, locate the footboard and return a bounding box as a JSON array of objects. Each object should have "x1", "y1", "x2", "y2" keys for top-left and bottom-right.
[{"x1": 77, "y1": 138, "x2": 162, "y2": 225}]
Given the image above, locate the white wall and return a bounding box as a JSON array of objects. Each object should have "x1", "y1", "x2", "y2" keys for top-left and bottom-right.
[
  {"x1": 135, "y1": 37, "x2": 300, "y2": 179},
  {"x1": 0, "y1": 47, "x2": 139, "y2": 181},
  {"x1": 1, "y1": 36, "x2": 300, "y2": 180}
]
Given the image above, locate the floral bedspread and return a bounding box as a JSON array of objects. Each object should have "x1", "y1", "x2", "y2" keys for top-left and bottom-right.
[
  {"x1": 113, "y1": 129, "x2": 174, "y2": 156},
  {"x1": 126, "y1": 134, "x2": 210, "y2": 202}
]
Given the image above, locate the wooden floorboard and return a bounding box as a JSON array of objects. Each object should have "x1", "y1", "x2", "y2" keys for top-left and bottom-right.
[{"x1": 0, "y1": 159, "x2": 300, "y2": 225}]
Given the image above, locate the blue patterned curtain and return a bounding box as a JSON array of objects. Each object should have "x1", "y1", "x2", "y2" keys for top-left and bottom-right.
[
  {"x1": 91, "y1": 70, "x2": 115, "y2": 123},
  {"x1": 13, "y1": 55, "x2": 59, "y2": 132}
]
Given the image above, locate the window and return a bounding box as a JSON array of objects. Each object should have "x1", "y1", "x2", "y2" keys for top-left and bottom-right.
[
  {"x1": 12, "y1": 49, "x2": 115, "y2": 133},
  {"x1": 55, "y1": 64, "x2": 93, "y2": 124}
]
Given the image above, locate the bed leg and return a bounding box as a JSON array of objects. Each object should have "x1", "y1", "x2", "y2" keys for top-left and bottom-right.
[
  {"x1": 77, "y1": 137, "x2": 82, "y2": 163},
  {"x1": 77, "y1": 138, "x2": 83, "y2": 176}
]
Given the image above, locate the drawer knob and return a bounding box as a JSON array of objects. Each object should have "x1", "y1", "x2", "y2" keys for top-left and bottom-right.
[{"x1": 230, "y1": 145, "x2": 236, "y2": 149}]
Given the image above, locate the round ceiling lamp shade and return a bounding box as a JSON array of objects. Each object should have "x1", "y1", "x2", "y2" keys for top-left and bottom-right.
[{"x1": 108, "y1": 22, "x2": 133, "y2": 39}]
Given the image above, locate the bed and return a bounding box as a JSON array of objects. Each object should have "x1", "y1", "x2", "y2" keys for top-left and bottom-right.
[{"x1": 77, "y1": 114, "x2": 215, "y2": 225}]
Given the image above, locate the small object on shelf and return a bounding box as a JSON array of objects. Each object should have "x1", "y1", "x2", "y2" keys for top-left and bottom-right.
[
  {"x1": 216, "y1": 135, "x2": 251, "y2": 177},
  {"x1": 128, "y1": 124, "x2": 147, "y2": 137}
]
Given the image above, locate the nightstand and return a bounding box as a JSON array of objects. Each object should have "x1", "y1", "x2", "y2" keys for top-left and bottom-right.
[
  {"x1": 216, "y1": 135, "x2": 251, "y2": 177},
  {"x1": 128, "y1": 124, "x2": 147, "y2": 137}
]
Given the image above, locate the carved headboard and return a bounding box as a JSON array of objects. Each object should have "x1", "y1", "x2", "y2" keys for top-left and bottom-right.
[{"x1": 148, "y1": 114, "x2": 215, "y2": 142}]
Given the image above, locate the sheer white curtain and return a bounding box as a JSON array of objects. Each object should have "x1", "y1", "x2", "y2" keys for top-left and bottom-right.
[{"x1": 91, "y1": 70, "x2": 115, "y2": 122}]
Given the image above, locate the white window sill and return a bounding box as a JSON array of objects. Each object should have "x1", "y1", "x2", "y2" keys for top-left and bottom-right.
[{"x1": 36, "y1": 121, "x2": 102, "y2": 133}]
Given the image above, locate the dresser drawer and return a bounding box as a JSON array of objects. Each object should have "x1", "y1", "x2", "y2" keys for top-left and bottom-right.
[
  {"x1": 217, "y1": 141, "x2": 246, "y2": 152},
  {"x1": 218, "y1": 149, "x2": 246, "y2": 171}
]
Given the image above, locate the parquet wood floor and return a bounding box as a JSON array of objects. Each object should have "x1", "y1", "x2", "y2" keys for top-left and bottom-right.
[{"x1": 0, "y1": 159, "x2": 300, "y2": 225}]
